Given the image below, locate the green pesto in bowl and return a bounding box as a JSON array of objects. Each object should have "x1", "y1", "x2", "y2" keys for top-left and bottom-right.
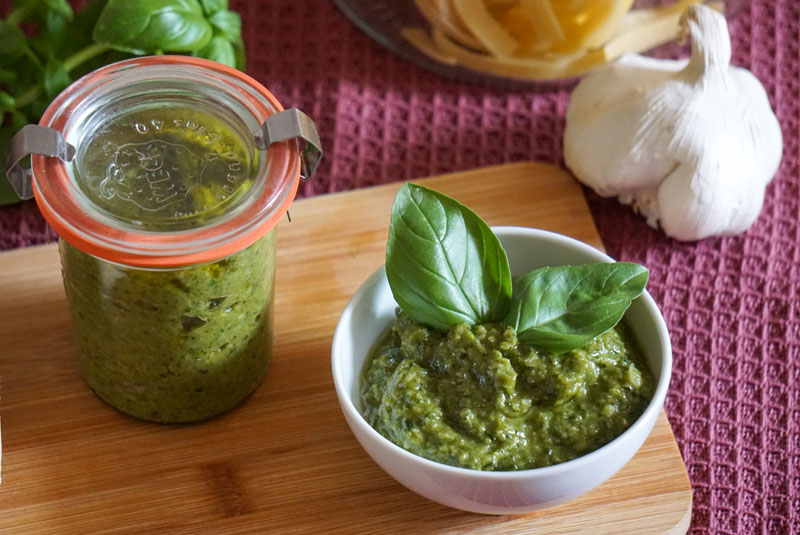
[{"x1": 361, "y1": 310, "x2": 654, "y2": 471}]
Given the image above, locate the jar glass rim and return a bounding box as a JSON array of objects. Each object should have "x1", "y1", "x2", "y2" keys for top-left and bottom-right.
[{"x1": 32, "y1": 56, "x2": 300, "y2": 268}]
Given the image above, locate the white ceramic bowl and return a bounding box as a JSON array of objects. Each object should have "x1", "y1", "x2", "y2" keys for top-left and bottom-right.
[{"x1": 331, "y1": 226, "x2": 671, "y2": 514}]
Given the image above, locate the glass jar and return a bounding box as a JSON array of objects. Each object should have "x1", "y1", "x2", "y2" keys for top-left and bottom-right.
[{"x1": 10, "y1": 56, "x2": 320, "y2": 423}]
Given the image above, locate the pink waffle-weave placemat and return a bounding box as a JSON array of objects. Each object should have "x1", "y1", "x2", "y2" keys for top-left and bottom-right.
[{"x1": 1, "y1": 1, "x2": 798, "y2": 533}]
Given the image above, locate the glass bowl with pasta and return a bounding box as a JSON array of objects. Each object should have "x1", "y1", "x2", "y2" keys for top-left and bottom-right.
[{"x1": 333, "y1": 0, "x2": 748, "y2": 86}]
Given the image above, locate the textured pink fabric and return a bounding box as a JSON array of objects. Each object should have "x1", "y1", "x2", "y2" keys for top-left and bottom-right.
[{"x1": 1, "y1": 1, "x2": 798, "y2": 532}]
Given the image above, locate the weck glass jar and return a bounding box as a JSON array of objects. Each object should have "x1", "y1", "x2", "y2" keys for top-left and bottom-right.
[{"x1": 5, "y1": 56, "x2": 321, "y2": 423}]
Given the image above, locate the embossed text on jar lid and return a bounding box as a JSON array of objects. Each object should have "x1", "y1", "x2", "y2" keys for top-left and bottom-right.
[
  {"x1": 30, "y1": 56, "x2": 304, "y2": 268},
  {"x1": 72, "y1": 101, "x2": 259, "y2": 232}
]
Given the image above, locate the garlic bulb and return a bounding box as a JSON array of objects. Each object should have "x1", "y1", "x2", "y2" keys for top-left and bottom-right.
[{"x1": 563, "y1": 4, "x2": 783, "y2": 241}]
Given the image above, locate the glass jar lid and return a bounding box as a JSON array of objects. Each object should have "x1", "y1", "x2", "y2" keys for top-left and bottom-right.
[{"x1": 7, "y1": 56, "x2": 321, "y2": 267}]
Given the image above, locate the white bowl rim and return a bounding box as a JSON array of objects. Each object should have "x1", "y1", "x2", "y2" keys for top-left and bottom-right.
[{"x1": 331, "y1": 226, "x2": 672, "y2": 481}]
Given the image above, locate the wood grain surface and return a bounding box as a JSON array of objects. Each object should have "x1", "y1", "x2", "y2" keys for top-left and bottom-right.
[{"x1": 0, "y1": 162, "x2": 691, "y2": 534}]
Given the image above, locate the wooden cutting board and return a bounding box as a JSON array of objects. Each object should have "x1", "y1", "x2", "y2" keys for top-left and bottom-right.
[{"x1": 0, "y1": 162, "x2": 692, "y2": 534}]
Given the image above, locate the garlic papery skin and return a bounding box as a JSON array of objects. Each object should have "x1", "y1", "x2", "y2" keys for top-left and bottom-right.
[{"x1": 563, "y1": 4, "x2": 783, "y2": 242}]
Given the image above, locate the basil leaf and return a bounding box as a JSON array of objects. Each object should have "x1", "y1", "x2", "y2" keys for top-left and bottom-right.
[
  {"x1": 232, "y1": 34, "x2": 246, "y2": 70},
  {"x1": 208, "y1": 9, "x2": 240, "y2": 42},
  {"x1": 43, "y1": 57, "x2": 71, "y2": 98},
  {"x1": 0, "y1": 69, "x2": 17, "y2": 84},
  {"x1": 7, "y1": 0, "x2": 73, "y2": 30},
  {"x1": 0, "y1": 180, "x2": 22, "y2": 206},
  {"x1": 193, "y1": 10, "x2": 243, "y2": 68},
  {"x1": 0, "y1": 21, "x2": 27, "y2": 65},
  {"x1": 386, "y1": 183, "x2": 512, "y2": 331},
  {"x1": 192, "y1": 33, "x2": 235, "y2": 68},
  {"x1": 505, "y1": 262, "x2": 649, "y2": 354},
  {"x1": 0, "y1": 91, "x2": 15, "y2": 112},
  {"x1": 21, "y1": 0, "x2": 76, "y2": 60},
  {"x1": 60, "y1": 0, "x2": 109, "y2": 56},
  {"x1": 59, "y1": 1, "x2": 130, "y2": 79},
  {"x1": 199, "y1": 0, "x2": 227, "y2": 16},
  {"x1": 10, "y1": 0, "x2": 74, "y2": 21},
  {"x1": 44, "y1": 5, "x2": 70, "y2": 32},
  {"x1": 93, "y1": 0, "x2": 213, "y2": 54},
  {"x1": 44, "y1": 0, "x2": 74, "y2": 18}
]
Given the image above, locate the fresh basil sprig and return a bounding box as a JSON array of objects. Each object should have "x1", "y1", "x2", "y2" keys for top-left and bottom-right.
[
  {"x1": 386, "y1": 183, "x2": 649, "y2": 354},
  {"x1": 386, "y1": 183, "x2": 512, "y2": 331},
  {"x1": 0, "y1": 0, "x2": 246, "y2": 206}
]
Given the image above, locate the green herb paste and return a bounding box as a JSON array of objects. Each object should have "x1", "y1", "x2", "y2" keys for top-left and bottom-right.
[
  {"x1": 361, "y1": 310, "x2": 654, "y2": 471},
  {"x1": 58, "y1": 102, "x2": 274, "y2": 423},
  {"x1": 60, "y1": 232, "x2": 275, "y2": 423}
]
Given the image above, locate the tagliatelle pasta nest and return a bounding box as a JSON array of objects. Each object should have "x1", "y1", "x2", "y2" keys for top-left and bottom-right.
[{"x1": 403, "y1": 0, "x2": 723, "y2": 80}]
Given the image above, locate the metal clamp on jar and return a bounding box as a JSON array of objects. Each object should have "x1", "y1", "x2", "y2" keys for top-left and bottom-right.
[{"x1": 4, "y1": 56, "x2": 322, "y2": 423}]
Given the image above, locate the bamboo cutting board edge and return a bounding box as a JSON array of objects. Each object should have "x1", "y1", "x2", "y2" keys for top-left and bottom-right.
[{"x1": 0, "y1": 161, "x2": 692, "y2": 534}]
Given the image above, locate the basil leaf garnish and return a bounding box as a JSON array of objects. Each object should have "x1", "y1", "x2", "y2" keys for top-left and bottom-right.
[
  {"x1": 505, "y1": 262, "x2": 649, "y2": 354},
  {"x1": 386, "y1": 183, "x2": 512, "y2": 331}
]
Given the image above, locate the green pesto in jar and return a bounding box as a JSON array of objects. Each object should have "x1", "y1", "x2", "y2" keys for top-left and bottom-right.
[
  {"x1": 58, "y1": 102, "x2": 273, "y2": 423},
  {"x1": 60, "y1": 232, "x2": 275, "y2": 423},
  {"x1": 361, "y1": 310, "x2": 654, "y2": 471}
]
